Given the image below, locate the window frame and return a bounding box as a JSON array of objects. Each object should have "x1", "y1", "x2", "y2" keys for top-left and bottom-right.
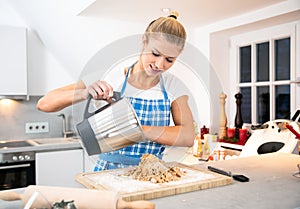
[{"x1": 230, "y1": 21, "x2": 298, "y2": 124}]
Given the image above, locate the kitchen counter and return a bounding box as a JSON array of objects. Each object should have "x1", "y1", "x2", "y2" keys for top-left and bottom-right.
[
  {"x1": 1, "y1": 153, "x2": 300, "y2": 209},
  {"x1": 0, "y1": 138, "x2": 82, "y2": 154},
  {"x1": 153, "y1": 152, "x2": 300, "y2": 209}
]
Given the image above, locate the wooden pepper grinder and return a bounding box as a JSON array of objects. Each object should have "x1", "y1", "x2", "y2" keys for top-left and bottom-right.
[
  {"x1": 234, "y1": 92, "x2": 244, "y2": 139},
  {"x1": 218, "y1": 92, "x2": 227, "y2": 139}
]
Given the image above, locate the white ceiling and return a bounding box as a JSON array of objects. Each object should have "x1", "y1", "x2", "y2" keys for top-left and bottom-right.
[{"x1": 79, "y1": 0, "x2": 287, "y2": 27}]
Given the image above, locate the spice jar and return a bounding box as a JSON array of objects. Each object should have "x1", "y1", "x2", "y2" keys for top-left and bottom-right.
[
  {"x1": 200, "y1": 125, "x2": 209, "y2": 139},
  {"x1": 193, "y1": 135, "x2": 203, "y2": 157}
]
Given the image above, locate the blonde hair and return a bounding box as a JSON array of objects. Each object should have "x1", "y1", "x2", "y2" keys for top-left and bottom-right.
[{"x1": 144, "y1": 11, "x2": 187, "y2": 50}]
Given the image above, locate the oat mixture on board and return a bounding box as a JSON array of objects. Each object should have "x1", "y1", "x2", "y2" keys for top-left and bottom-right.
[{"x1": 124, "y1": 154, "x2": 185, "y2": 183}]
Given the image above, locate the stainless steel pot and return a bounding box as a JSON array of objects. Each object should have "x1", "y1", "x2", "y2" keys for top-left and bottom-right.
[{"x1": 76, "y1": 92, "x2": 145, "y2": 156}]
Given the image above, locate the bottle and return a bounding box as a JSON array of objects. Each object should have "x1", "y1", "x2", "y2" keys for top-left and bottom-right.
[
  {"x1": 193, "y1": 135, "x2": 203, "y2": 157},
  {"x1": 193, "y1": 122, "x2": 203, "y2": 157},
  {"x1": 200, "y1": 125, "x2": 209, "y2": 139},
  {"x1": 203, "y1": 134, "x2": 210, "y2": 158}
]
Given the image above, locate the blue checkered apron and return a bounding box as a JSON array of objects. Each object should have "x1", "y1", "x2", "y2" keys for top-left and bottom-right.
[{"x1": 93, "y1": 63, "x2": 171, "y2": 171}]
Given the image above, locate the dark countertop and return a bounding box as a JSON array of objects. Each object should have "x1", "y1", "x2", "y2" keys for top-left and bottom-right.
[{"x1": 1, "y1": 153, "x2": 300, "y2": 209}]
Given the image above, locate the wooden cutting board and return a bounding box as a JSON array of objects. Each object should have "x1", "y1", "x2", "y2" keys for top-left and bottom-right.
[{"x1": 76, "y1": 162, "x2": 233, "y2": 201}]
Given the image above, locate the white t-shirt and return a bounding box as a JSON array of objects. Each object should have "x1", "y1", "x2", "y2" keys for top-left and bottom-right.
[
  {"x1": 122, "y1": 72, "x2": 190, "y2": 104},
  {"x1": 82, "y1": 71, "x2": 190, "y2": 104}
]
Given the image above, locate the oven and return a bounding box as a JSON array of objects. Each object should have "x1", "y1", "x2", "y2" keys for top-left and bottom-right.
[{"x1": 0, "y1": 152, "x2": 35, "y2": 190}]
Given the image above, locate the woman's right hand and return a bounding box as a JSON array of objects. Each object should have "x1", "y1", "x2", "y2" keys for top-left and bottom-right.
[
  {"x1": 37, "y1": 80, "x2": 114, "y2": 113},
  {"x1": 87, "y1": 80, "x2": 114, "y2": 100}
]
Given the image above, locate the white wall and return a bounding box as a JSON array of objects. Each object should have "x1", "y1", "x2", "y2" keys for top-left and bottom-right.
[
  {"x1": 192, "y1": 0, "x2": 300, "y2": 128},
  {"x1": 0, "y1": 0, "x2": 207, "y2": 127},
  {"x1": 1, "y1": 0, "x2": 145, "y2": 95},
  {"x1": 1, "y1": 0, "x2": 200, "y2": 95},
  {"x1": 0, "y1": 1, "x2": 70, "y2": 95}
]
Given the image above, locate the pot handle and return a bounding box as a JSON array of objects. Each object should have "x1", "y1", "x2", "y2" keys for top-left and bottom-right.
[{"x1": 83, "y1": 91, "x2": 121, "y2": 119}]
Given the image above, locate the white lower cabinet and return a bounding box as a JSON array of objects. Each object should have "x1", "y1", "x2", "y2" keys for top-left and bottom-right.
[
  {"x1": 36, "y1": 149, "x2": 83, "y2": 187},
  {"x1": 83, "y1": 151, "x2": 96, "y2": 173}
]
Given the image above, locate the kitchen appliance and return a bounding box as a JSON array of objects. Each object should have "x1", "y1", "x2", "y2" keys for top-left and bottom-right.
[
  {"x1": 0, "y1": 151, "x2": 35, "y2": 190},
  {"x1": 76, "y1": 92, "x2": 145, "y2": 156},
  {"x1": 239, "y1": 118, "x2": 300, "y2": 157}
]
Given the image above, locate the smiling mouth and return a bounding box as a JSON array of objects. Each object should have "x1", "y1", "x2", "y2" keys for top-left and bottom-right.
[
  {"x1": 151, "y1": 68, "x2": 160, "y2": 72},
  {"x1": 149, "y1": 68, "x2": 162, "y2": 75},
  {"x1": 149, "y1": 64, "x2": 160, "y2": 71}
]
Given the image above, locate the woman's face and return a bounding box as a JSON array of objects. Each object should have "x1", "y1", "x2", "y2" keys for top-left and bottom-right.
[{"x1": 141, "y1": 36, "x2": 182, "y2": 77}]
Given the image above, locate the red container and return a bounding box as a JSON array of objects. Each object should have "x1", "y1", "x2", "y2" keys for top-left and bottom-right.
[
  {"x1": 239, "y1": 129, "x2": 248, "y2": 144},
  {"x1": 200, "y1": 126, "x2": 209, "y2": 139},
  {"x1": 227, "y1": 128, "x2": 235, "y2": 138}
]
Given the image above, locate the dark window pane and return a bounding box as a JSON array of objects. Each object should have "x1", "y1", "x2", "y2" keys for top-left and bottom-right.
[
  {"x1": 240, "y1": 87, "x2": 251, "y2": 123},
  {"x1": 240, "y1": 46, "x2": 251, "y2": 83},
  {"x1": 275, "y1": 85, "x2": 290, "y2": 119},
  {"x1": 257, "y1": 86, "x2": 270, "y2": 123},
  {"x1": 275, "y1": 38, "x2": 290, "y2": 81},
  {"x1": 256, "y1": 42, "x2": 269, "y2": 82}
]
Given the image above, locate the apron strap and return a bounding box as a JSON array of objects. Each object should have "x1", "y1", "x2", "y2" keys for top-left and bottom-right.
[
  {"x1": 120, "y1": 62, "x2": 135, "y2": 97},
  {"x1": 159, "y1": 75, "x2": 168, "y2": 100}
]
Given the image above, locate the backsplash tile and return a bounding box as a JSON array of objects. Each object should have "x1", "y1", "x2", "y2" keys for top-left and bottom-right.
[{"x1": 0, "y1": 96, "x2": 84, "y2": 140}]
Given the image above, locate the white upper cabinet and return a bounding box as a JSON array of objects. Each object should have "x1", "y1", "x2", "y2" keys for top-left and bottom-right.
[{"x1": 0, "y1": 26, "x2": 27, "y2": 99}]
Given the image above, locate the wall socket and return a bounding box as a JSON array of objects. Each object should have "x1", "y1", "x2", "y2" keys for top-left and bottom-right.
[{"x1": 25, "y1": 122, "x2": 49, "y2": 134}]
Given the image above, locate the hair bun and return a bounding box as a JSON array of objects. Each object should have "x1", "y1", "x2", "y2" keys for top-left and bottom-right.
[{"x1": 168, "y1": 11, "x2": 179, "y2": 19}]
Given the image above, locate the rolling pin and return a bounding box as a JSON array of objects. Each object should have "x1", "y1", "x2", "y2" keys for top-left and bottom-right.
[{"x1": 0, "y1": 185, "x2": 155, "y2": 209}]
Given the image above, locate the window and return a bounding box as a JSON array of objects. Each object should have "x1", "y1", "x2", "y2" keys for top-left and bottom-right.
[{"x1": 231, "y1": 22, "x2": 299, "y2": 124}]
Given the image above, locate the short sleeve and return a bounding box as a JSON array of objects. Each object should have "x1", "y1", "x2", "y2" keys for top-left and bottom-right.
[{"x1": 162, "y1": 72, "x2": 191, "y2": 101}]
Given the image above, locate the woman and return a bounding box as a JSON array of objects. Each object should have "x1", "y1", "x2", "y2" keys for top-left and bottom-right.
[{"x1": 37, "y1": 11, "x2": 195, "y2": 171}]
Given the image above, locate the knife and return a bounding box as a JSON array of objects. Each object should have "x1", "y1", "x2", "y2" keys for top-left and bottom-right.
[{"x1": 208, "y1": 166, "x2": 249, "y2": 182}]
